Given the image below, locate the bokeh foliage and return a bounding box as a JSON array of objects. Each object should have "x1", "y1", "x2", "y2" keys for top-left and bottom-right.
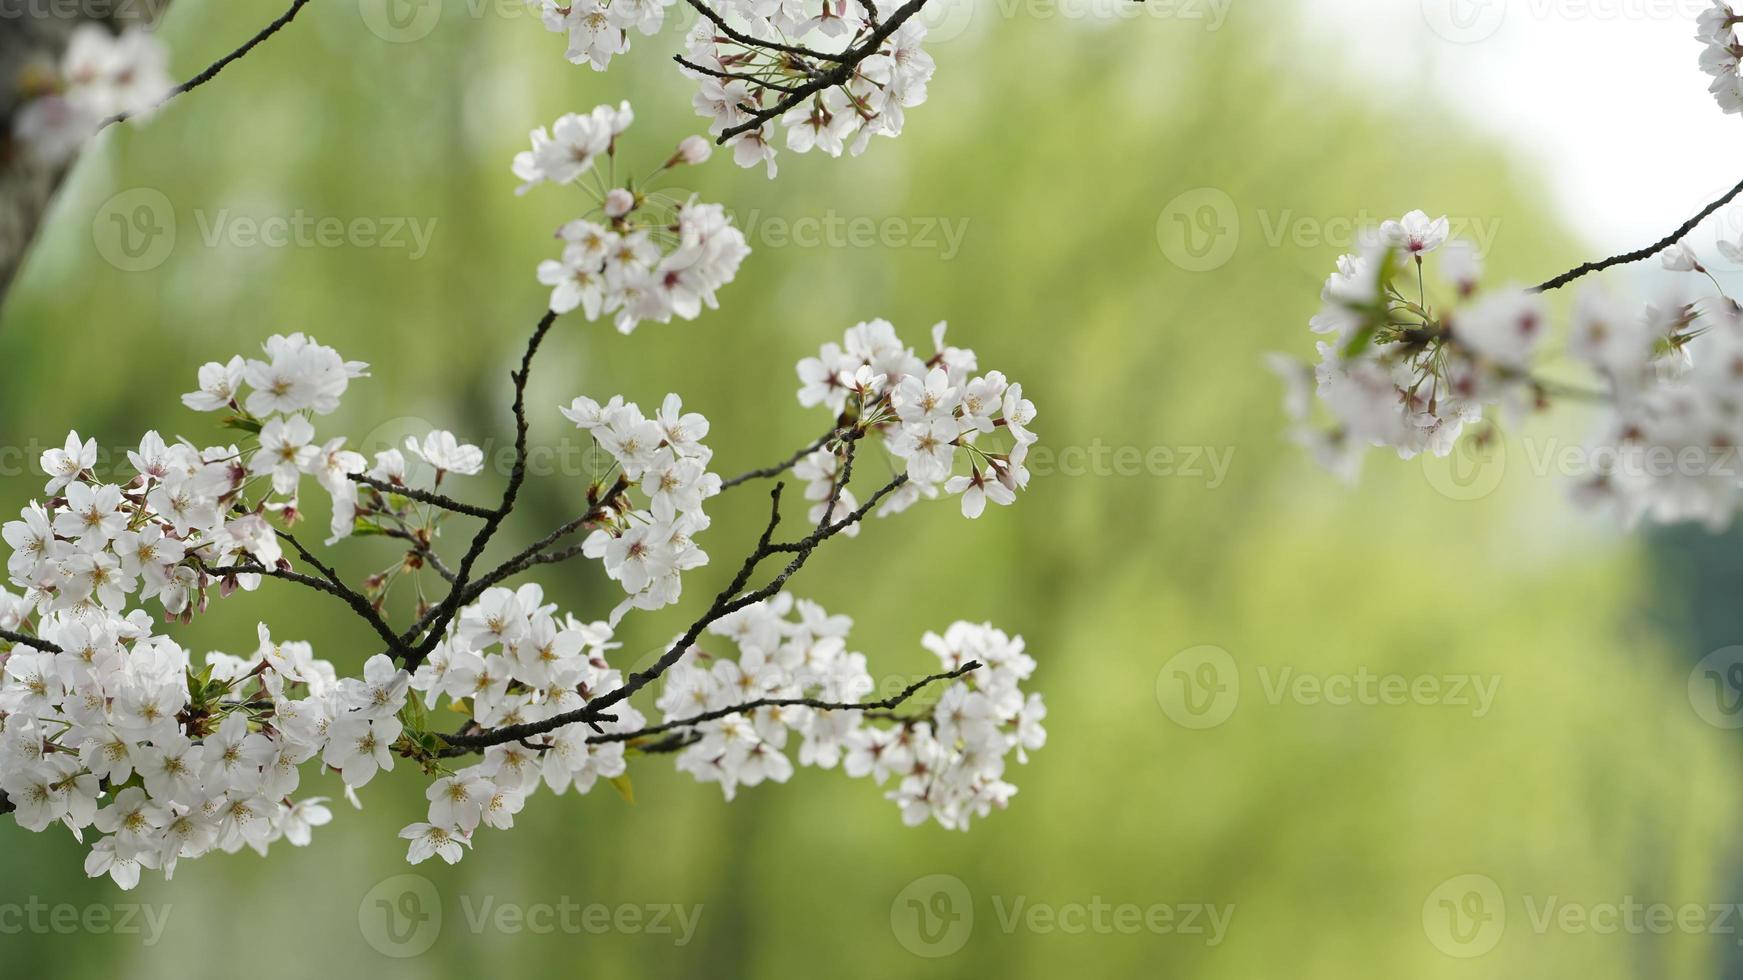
[{"x1": 0, "y1": 1, "x2": 1739, "y2": 977}]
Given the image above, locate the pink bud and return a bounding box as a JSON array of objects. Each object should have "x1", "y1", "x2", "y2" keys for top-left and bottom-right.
[{"x1": 604, "y1": 188, "x2": 635, "y2": 218}]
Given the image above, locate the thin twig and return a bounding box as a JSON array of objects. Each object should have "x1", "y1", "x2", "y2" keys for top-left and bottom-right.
[
  {"x1": 674, "y1": 55, "x2": 809, "y2": 94},
  {"x1": 400, "y1": 311, "x2": 557, "y2": 669},
  {"x1": 0, "y1": 627, "x2": 60, "y2": 653},
  {"x1": 715, "y1": 0, "x2": 931, "y2": 144},
  {"x1": 440, "y1": 474, "x2": 907, "y2": 751},
  {"x1": 353, "y1": 476, "x2": 497, "y2": 520},
  {"x1": 588, "y1": 661, "x2": 980, "y2": 746},
  {"x1": 720, "y1": 425, "x2": 845, "y2": 490},
  {"x1": 1533, "y1": 173, "x2": 1743, "y2": 293},
  {"x1": 681, "y1": 0, "x2": 848, "y2": 61},
  {"x1": 99, "y1": 0, "x2": 319, "y2": 130}
]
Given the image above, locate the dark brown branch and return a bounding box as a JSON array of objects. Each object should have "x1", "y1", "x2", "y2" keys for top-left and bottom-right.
[
  {"x1": 399, "y1": 311, "x2": 557, "y2": 670},
  {"x1": 680, "y1": 0, "x2": 848, "y2": 61},
  {"x1": 1533, "y1": 173, "x2": 1743, "y2": 293},
  {"x1": 813, "y1": 432, "x2": 857, "y2": 534},
  {"x1": 714, "y1": 0, "x2": 930, "y2": 144},
  {"x1": 99, "y1": 0, "x2": 318, "y2": 130},
  {"x1": 673, "y1": 55, "x2": 809, "y2": 94},
  {"x1": 441, "y1": 474, "x2": 907, "y2": 751},
  {"x1": 588, "y1": 661, "x2": 979, "y2": 747},
  {"x1": 204, "y1": 550, "x2": 408, "y2": 655},
  {"x1": 0, "y1": 627, "x2": 60, "y2": 653},
  {"x1": 353, "y1": 475, "x2": 497, "y2": 520},
  {"x1": 720, "y1": 426, "x2": 845, "y2": 490},
  {"x1": 377, "y1": 527, "x2": 459, "y2": 584}
]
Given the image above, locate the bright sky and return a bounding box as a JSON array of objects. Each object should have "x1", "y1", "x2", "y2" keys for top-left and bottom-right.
[{"x1": 1308, "y1": 0, "x2": 1743, "y2": 261}]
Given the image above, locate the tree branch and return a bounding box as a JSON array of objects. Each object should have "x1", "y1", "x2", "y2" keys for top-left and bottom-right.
[
  {"x1": 714, "y1": 0, "x2": 930, "y2": 144},
  {"x1": 99, "y1": 0, "x2": 319, "y2": 129},
  {"x1": 680, "y1": 0, "x2": 849, "y2": 61},
  {"x1": 720, "y1": 425, "x2": 845, "y2": 490},
  {"x1": 399, "y1": 310, "x2": 556, "y2": 669},
  {"x1": 440, "y1": 473, "x2": 907, "y2": 751},
  {"x1": 589, "y1": 660, "x2": 980, "y2": 746},
  {"x1": 204, "y1": 550, "x2": 408, "y2": 656},
  {"x1": 353, "y1": 475, "x2": 498, "y2": 520},
  {"x1": 0, "y1": 627, "x2": 60, "y2": 653},
  {"x1": 1533, "y1": 173, "x2": 1743, "y2": 293}
]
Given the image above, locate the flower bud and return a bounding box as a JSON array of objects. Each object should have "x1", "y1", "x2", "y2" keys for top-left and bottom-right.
[
  {"x1": 604, "y1": 188, "x2": 635, "y2": 218},
  {"x1": 674, "y1": 135, "x2": 711, "y2": 165}
]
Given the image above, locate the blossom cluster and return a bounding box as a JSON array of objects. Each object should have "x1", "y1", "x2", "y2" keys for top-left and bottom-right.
[
  {"x1": 533, "y1": 0, "x2": 675, "y2": 71},
  {"x1": 1701, "y1": 1, "x2": 1743, "y2": 113},
  {"x1": 515, "y1": 101, "x2": 752, "y2": 334},
  {"x1": 12, "y1": 25, "x2": 173, "y2": 165},
  {"x1": 680, "y1": 13, "x2": 936, "y2": 177},
  {"x1": 561, "y1": 393, "x2": 722, "y2": 618},
  {"x1": 0, "y1": 334, "x2": 438, "y2": 888},
  {"x1": 1267, "y1": 211, "x2": 1518, "y2": 482},
  {"x1": 398, "y1": 585, "x2": 642, "y2": 864},
  {"x1": 1269, "y1": 208, "x2": 1743, "y2": 531},
  {"x1": 657, "y1": 595, "x2": 1046, "y2": 830},
  {"x1": 0, "y1": 599, "x2": 353, "y2": 888},
  {"x1": 796, "y1": 319, "x2": 1039, "y2": 518}
]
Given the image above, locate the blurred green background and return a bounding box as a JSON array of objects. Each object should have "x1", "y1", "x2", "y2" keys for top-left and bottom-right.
[{"x1": 3, "y1": 0, "x2": 1741, "y2": 976}]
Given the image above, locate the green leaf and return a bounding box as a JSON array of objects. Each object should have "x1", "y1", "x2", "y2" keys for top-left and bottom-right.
[
  {"x1": 221, "y1": 414, "x2": 265, "y2": 435},
  {"x1": 607, "y1": 774, "x2": 635, "y2": 805}
]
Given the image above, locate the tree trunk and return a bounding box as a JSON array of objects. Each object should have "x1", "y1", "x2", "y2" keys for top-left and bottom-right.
[{"x1": 0, "y1": 7, "x2": 164, "y2": 307}]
